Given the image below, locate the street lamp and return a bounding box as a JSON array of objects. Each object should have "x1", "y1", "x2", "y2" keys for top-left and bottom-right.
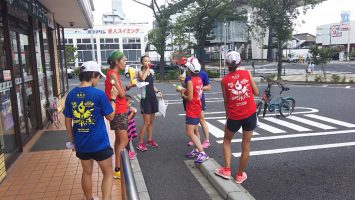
[{"x1": 224, "y1": 22, "x2": 227, "y2": 76}]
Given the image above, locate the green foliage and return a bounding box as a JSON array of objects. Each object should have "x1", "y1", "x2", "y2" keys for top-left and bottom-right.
[
  {"x1": 314, "y1": 75, "x2": 323, "y2": 82},
  {"x1": 309, "y1": 46, "x2": 338, "y2": 79},
  {"x1": 349, "y1": 78, "x2": 354, "y2": 83},
  {"x1": 174, "y1": 0, "x2": 246, "y2": 64},
  {"x1": 248, "y1": 0, "x2": 325, "y2": 79},
  {"x1": 266, "y1": 73, "x2": 277, "y2": 81},
  {"x1": 206, "y1": 70, "x2": 220, "y2": 78},
  {"x1": 331, "y1": 74, "x2": 340, "y2": 83},
  {"x1": 341, "y1": 75, "x2": 347, "y2": 83},
  {"x1": 350, "y1": 51, "x2": 355, "y2": 60},
  {"x1": 65, "y1": 45, "x2": 78, "y2": 66}
]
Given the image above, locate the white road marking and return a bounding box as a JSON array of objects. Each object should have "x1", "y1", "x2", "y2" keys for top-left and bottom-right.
[
  {"x1": 345, "y1": 86, "x2": 351, "y2": 88},
  {"x1": 257, "y1": 122, "x2": 286, "y2": 134},
  {"x1": 287, "y1": 115, "x2": 336, "y2": 130},
  {"x1": 264, "y1": 117, "x2": 312, "y2": 132},
  {"x1": 181, "y1": 107, "x2": 320, "y2": 117},
  {"x1": 322, "y1": 85, "x2": 328, "y2": 87},
  {"x1": 232, "y1": 141, "x2": 355, "y2": 157},
  {"x1": 167, "y1": 98, "x2": 223, "y2": 102},
  {"x1": 169, "y1": 99, "x2": 224, "y2": 105},
  {"x1": 305, "y1": 114, "x2": 355, "y2": 128},
  {"x1": 217, "y1": 120, "x2": 260, "y2": 135},
  {"x1": 205, "y1": 121, "x2": 224, "y2": 138},
  {"x1": 216, "y1": 129, "x2": 355, "y2": 143}
]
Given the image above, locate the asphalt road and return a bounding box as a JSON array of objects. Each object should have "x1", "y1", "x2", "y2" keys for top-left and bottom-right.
[{"x1": 68, "y1": 77, "x2": 355, "y2": 200}]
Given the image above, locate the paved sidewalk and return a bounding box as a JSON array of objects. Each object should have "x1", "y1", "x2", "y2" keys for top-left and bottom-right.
[{"x1": 0, "y1": 113, "x2": 122, "y2": 200}]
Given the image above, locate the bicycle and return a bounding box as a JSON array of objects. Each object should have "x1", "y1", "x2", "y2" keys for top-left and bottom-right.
[
  {"x1": 44, "y1": 97, "x2": 62, "y2": 129},
  {"x1": 256, "y1": 76, "x2": 296, "y2": 118}
]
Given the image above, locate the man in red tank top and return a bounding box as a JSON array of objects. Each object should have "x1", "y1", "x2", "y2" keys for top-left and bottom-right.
[
  {"x1": 180, "y1": 57, "x2": 209, "y2": 164},
  {"x1": 215, "y1": 51, "x2": 259, "y2": 184}
]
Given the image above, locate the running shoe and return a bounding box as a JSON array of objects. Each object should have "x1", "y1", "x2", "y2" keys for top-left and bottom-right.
[
  {"x1": 202, "y1": 140, "x2": 211, "y2": 148},
  {"x1": 214, "y1": 167, "x2": 231, "y2": 179},
  {"x1": 113, "y1": 171, "x2": 120, "y2": 179},
  {"x1": 146, "y1": 140, "x2": 159, "y2": 148},
  {"x1": 194, "y1": 152, "x2": 209, "y2": 164},
  {"x1": 128, "y1": 150, "x2": 137, "y2": 160},
  {"x1": 235, "y1": 172, "x2": 247, "y2": 184},
  {"x1": 187, "y1": 140, "x2": 194, "y2": 147},
  {"x1": 136, "y1": 143, "x2": 148, "y2": 151},
  {"x1": 185, "y1": 149, "x2": 199, "y2": 158}
]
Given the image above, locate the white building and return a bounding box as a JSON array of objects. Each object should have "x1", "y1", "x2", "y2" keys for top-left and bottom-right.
[
  {"x1": 102, "y1": 0, "x2": 125, "y2": 25},
  {"x1": 316, "y1": 21, "x2": 355, "y2": 51},
  {"x1": 64, "y1": 23, "x2": 151, "y2": 68}
]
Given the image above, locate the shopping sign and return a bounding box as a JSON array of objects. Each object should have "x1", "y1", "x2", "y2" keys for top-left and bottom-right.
[{"x1": 331, "y1": 25, "x2": 342, "y2": 37}]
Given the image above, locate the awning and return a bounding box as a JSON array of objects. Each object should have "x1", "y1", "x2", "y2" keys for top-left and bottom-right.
[{"x1": 38, "y1": 0, "x2": 94, "y2": 28}]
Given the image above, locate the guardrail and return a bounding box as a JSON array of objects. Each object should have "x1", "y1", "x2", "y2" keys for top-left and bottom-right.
[{"x1": 120, "y1": 149, "x2": 140, "y2": 200}]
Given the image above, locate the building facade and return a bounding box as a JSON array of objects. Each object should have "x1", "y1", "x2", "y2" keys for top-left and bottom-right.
[
  {"x1": 0, "y1": 0, "x2": 94, "y2": 181},
  {"x1": 64, "y1": 23, "x2": 150, "y2": 68}
]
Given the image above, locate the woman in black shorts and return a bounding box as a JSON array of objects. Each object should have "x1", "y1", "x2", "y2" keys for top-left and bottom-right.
[{"x1": 136, "y1": 55, "x2": 162, "y2": 152}]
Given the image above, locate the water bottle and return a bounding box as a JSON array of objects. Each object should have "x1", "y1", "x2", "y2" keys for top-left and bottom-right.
[{"x1": 173, "y1": 84, "x2": 183, "y2": 92}]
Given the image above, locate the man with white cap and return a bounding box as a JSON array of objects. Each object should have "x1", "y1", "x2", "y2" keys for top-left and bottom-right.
[
  {"x1": 64, "y1": 61, "x2": 119, "y2": 200},
  {"x1": 180, "y1": 57, "x2": 209, "y2": 164},
  {"x1": 215, "y1": 51, "x2": 259, "y2": 184}
]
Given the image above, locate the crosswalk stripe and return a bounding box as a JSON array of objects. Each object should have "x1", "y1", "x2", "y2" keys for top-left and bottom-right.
[
  {"x1": 216, "y1": 129, "x2": 355, "y2": 144},
  {"x1": 264, "y1": 117, "x2": 312, "y2": 132},
  {"x1": 287, "y1": 115, "x2": 336, "y2": 130},
  {"x1": 205, "y1": 121, "x2": 224, "y2": 138},
  {"x1": 257, "y1": 122, "x2": 286, "y2": 134},
  {"x1": 304, "y1": 114, "x2": 355, "y2": 128},
  {"x1": 217, "y1": 120, "x2": 260, "y2": 135},
  {"x1": 232, "y1": 141, "x2": 355, "y2": 157}
]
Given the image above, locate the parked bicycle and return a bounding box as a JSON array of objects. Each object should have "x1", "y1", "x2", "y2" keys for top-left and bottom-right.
[
  {"x1": 44, "y1": 97, "x2": 61, "y2": 128},
  {"x1": 256, "y1": 76, "x2": 295, "y2": 118}
]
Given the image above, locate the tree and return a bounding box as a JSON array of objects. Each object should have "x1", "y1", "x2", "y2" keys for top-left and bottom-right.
[
  {"x1": 248, "y1": 0, "x2": 325, "y2": 80},
  {"x1": 309, "y1": 46, "x2": 338, "y2": 80},
  {"x1": 175, "y1": 0, "x2": 246, "y2": 67},
  {"x1": 65, "y1": 45, "x2": 78, "y2": 68},
  {"x1": 133, "y1": 0, "x2": 193, "y2": 81}
]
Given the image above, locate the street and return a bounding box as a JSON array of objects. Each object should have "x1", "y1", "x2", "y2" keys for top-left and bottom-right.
[{"x1": 68, "y1": 77, "x2": 355, "y2": 200}]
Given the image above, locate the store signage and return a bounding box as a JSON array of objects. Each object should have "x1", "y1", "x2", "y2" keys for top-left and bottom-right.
[
  {"x1": 331, "y1": 25, "x2": 342, "y2": 37},
  {"x1": 6, "y1": 0, "x2": 49, "y2": 25},
  {"x1": 87, "y1": 28, "x2": 140, "y2": 34},
  {"x1": 341, "y1": 12, "x2": 350, "y2": 24}
]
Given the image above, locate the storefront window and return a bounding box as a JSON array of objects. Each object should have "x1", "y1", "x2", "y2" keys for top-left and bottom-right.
[
  {"x1": 34, "y1": 24, "x2": 46, "y2": 123},
  {"x1": 42, "y1": 25, "x2": 53, "y2": 100},
  {"x1": 0, "y1": 25, "x2": 16, "y2": 159},
  {"x1": 123, "y1": 37, "x2": 141, "y2": 63}
]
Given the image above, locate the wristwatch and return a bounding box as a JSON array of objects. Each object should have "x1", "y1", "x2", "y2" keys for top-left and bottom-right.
[{"x1": 111, "y1": 99, "x2": 116, "y2": 103}]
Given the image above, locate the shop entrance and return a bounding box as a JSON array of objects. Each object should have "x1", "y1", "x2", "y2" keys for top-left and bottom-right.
[{"x1": 10, "y1": 29, "x2": 38, "y2": 144}]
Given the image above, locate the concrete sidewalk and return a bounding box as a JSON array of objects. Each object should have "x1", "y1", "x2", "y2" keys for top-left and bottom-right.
[{"x1": 0, "y1": 113, "x2": 122, "y2": 200}]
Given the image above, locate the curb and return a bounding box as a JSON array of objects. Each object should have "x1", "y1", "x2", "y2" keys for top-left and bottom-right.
[
  {"x1": 197, "y1": 158, "x2": 255, "y2": 200},
  {"x1": 130, "y1": 142, "x2": 151, "y2": 200}
]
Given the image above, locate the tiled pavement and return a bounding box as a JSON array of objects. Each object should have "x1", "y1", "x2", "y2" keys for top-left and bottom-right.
[{"x1": 0, "y1": 112, "x2": 122, "y2": 200}]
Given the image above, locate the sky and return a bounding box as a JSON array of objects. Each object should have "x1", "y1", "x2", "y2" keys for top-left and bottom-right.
[{"x1": 92, "y1": 0, "x2": 355, "y2": 35}]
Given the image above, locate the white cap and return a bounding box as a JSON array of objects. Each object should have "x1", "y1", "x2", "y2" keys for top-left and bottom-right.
[
  {"x1": 185, "y1": 57, "x2": 201, "y2": 73},
  {"x1": 81, "y1": 61, "x2": 106, "y2": 78},
  {"x1": 225, "y1": 51, "x2": 241, "y2": 65}
]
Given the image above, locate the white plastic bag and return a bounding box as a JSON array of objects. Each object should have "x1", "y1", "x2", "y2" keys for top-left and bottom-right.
[{"x1": 157, "y1": 97, "x2": 168, "y2": 117}]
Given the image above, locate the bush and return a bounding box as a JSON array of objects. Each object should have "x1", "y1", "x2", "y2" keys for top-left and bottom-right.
[
  {"x1": 349, "y1": 78, "x2": 354, "y2": 83},
  {"x1": 315, "y1": 75, "x2": 323, "y2": 82},
  {"x1": 331, "y1": 74, "x2": 341, "y2": 83},
  {"x1": 206, "y1": 70, "x2": 220, "y2": 78},
  {"x1": 266, "y1": 74, "x2": 276, "y2": 81},
  {"x1": 341, "y1": 75, "x2": 346, "y2": 83}
]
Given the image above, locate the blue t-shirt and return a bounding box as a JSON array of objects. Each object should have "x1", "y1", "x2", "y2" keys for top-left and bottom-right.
[
  {"x1": 63, "y1": 87, "x2": 113, "y2": 153},
  {"x1": 185, "y1": 70, "x2": 210, "y2": 100}
]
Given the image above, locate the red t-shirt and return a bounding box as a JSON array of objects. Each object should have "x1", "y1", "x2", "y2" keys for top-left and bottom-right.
[
  {"x1": 186, "y1": 76, "x2": 203, "y2": 118},
  {"x1": 105, "y1": 69, "x2": 127, "y2": 114},
  {"x1": 221, "y1": 70, "x2": 256, "y2": 120}
]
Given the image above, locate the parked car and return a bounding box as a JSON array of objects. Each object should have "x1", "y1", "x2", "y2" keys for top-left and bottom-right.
[
  {"x1": 150, "y1": 62, "x2": 179, "y2": 73},
  {"x1": 67, "y1": 67, "x2": 75, "y2": 79}
]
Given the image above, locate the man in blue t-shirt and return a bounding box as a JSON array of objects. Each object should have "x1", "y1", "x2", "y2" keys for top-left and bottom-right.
[
  {"x1": 64, "y1": 61, "x2": 118, "y2": 200},
  {"x1": 180, "y1": 66, "x2": 211, "y2": 148}
]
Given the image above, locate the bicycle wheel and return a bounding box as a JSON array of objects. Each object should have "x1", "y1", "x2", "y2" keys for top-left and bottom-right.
[
  {"x1": 262, "y1": 102, "x2": 268, "y2": 118},
  {"x1": 256, "y1": 101, "x2": 263, "y2": 117},
  {"x1": 279, "y1": 98, "x2": 295, "y2": 117}
]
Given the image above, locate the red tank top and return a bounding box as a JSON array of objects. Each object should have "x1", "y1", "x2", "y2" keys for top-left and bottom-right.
[
  {"x1": 105, "y1": 69, "x2": 127, "y2": 114},
  {"x1": 221, "y1": 70, "x2": 256, "y2": 120},
  {"x1": 186, "y1": 76, "x2": 203, "y2": 118}
]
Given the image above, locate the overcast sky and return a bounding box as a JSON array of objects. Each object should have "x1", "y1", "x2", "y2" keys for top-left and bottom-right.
[{"x1": 93, "y1": 0, "x2": 355, "y2": 35}]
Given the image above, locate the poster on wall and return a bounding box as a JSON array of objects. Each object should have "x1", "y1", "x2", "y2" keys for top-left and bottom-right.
[
  {"x1": 1, "y1": 90, "x2": 14, "y2": 131},
  {"x1": 331, "y1": 25, "x2": 342, "y2": 37}
]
